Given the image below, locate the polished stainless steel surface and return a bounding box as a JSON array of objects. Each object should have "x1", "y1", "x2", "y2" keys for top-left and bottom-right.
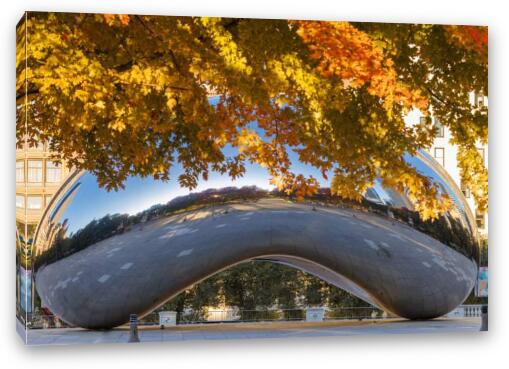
[{"x1": 32, "y1": 152, "x2": 479, "y2": 329}]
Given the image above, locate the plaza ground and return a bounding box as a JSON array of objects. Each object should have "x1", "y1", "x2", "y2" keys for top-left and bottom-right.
[{"x1": 19, "y1": 317, "x2": 482, "y2": 345}]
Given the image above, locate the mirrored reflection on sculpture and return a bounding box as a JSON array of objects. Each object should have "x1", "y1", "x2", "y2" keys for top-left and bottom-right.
[{"x1": 32, "y1": 152, "x2": 479, "y2": 329}]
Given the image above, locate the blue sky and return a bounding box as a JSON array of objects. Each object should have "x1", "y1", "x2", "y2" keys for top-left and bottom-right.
[{"x1": 63, "y1": 141, "x2": 329, "y2": 234}]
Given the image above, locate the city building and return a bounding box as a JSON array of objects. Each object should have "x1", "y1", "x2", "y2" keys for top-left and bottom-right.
[
  {"x1": 16, "y1": 139, "x2": 72, "y2": 315},
  {"x1": 16, "y1": 141, "x2": 72, "y2": 239}
]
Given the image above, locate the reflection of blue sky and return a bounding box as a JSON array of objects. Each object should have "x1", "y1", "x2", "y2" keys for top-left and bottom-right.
[{"x1": 64, "y1": 148, "x2": 328, "y2": 234}]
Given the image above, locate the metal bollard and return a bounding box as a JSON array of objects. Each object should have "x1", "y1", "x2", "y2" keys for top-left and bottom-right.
[
  {"x1": 480, "y1": 305, "x2": 488, "y2": 331},
  {"x1": 128, "y1": 314, "x2": 140, "y2": 342}
]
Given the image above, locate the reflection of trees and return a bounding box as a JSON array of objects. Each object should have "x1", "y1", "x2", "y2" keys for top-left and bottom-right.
[
  {"x1": 297, "y1": 188, "x2": 479, "y2": 263},
  {"x1": 377, "y1": 203, "x2": 478, "y2": 262},
  {"x1": 462, "y1": 237, "x2": 488, "y2": 305},
  {"x1": 35, "y1": 185, "x2": 479, "y2": 271},
  {"x1": 35, "y1": 213, "x2": 129, "y2": 270},
  {"x1": 35, "y1": 186, "x2": 269, "y2": 269}
]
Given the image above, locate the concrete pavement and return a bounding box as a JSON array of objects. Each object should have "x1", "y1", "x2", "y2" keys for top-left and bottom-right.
[{"x1": 20, "y1": 318, "x2": 483, "y2": 345}]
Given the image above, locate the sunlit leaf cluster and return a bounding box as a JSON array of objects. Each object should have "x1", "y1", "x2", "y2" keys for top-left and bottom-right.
[{"x1": 16, "y1": 13, "x2": 488, "y2": 219}]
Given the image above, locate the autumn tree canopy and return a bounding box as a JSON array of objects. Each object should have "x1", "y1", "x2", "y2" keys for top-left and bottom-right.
[{"x1": 16, "y1": 13, "x2": 488, "y2": 219}]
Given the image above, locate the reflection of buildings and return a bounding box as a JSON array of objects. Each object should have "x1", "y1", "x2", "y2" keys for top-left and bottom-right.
[
  {"x1": 406, "y1": 94, "x2": 488, "y2": 239},
  {"x1": 34, "y1": 181, "x2": 81, "y2": 256},
  {"x1": 16, "y1": 140, "x2": 72, "y2": 315}
]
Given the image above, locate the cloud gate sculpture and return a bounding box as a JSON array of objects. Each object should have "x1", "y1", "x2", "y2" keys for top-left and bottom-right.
[{"x1": 31, "y1": 152, "x2": 480, "y2": 329}]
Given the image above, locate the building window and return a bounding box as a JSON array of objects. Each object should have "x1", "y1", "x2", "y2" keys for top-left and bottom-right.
[
  {"x1": 434, "y1": 147, "x2": 445, "y2": 166},
  {"x1": 16, "y1": 195, "x2": 25, "y2": 209},
  {"x1": 27, "y1": 196, "x2": 42, "y2": 210},
  {"x1": 46, "y1": 161, "x2": 62, "y2": 183},
  {"x1": 434, "y1": 118, "x2": 444, "y2": 138},
  {"x1": 27, "y1": 160, "x2": 43, "y2": 183},
  {"x1": 16, "y1": 160, "x2": 25, "y2": 183},
  {"x1": 476, "y1": 212, "x2": 485, "y2": 229}
]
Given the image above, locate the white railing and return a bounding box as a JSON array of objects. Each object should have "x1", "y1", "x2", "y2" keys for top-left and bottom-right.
[
  {"x1": 137, "y1": 306, "x2": 391, "y2": 326},
  {"x1": 447, "y1": 304, "x2": 484, "y2": 318},
  {"x1": 461, "y1": 304, "x2": 484, "y2": 317}
]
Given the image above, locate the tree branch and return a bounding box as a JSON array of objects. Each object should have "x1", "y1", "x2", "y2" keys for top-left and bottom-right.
[
  {"x1": 16, "y1": 88, "x2": 39, "y2": 102},
  {"x1": 134, "y1": 15, "x2": 182, "y2": 73}
]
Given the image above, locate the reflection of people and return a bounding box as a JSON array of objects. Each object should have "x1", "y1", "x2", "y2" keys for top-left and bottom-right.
[
  {"x1": 54, "y1": 316, "x2": 62, "y2": 328},
  {"x1": 117, "y1": 221, "x2": 125, "y2": 234},
  {"x1": 140, "y1": 214, "x2": 148, "y2": 231}
]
